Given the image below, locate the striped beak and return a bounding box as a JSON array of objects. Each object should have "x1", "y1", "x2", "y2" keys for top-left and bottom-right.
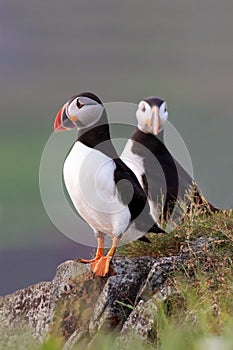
[{"x1": 54, "y1": 104, "x2": 77, "y2": 132}]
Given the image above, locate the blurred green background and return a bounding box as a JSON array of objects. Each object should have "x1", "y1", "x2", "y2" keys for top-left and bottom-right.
[{"x1": 1, "y1": 0, "x2": 233, "y2": 295}]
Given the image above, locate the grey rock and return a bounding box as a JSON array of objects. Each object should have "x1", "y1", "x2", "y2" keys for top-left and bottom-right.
[
  {"x1": 0, "y1": 260, "x2": 102, "y2": 347},
  {"x1": 0, "y1": 257, "x2": 155, "y2": 349},
  {"x1": 121, "y1": 299, "x2": 158, "y2": 339},
  {"x1": 65, "y1": 256, "x2": 155, "y2": 349},
  {"x1": 136, "y1": 256, "x2": 180, "y2": 303},
  {"x1": 88, "y1": 257, "x2": 155, "y2": 334},
  {"x1": 113, "y1": 257, "x2": 180, "y2": 349},
  {"x1": 113, "y1": 236, "x2": 218, "y2": 347},
  {"x1": 0, "y1": 281, "x2": 51, "y2": 341}
]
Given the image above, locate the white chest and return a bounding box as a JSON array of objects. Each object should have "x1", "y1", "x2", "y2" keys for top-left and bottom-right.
[
  {"x1": 121, "y1": 140, "x2": 145, "y2": 188},
  {"x1": 63, "y1": 141, "x2": 131, "y2": 236},
  {"x1": 121, "y1": 140, "x2": 159, "y2": 222}
]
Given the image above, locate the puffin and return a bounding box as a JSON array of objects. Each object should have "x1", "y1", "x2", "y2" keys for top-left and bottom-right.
[
  {"x1": 54, "y1": 92, "x2": 164, "y2": 277},
  {"x1": 121, "y1": 96, "x2": 218, "y2": 225}
]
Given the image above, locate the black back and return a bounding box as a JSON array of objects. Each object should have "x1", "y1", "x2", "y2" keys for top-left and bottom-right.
[
  {"x1": 131, "y1": 128, "x2": 181, "y2": 219},
  {"x1": 113, "y1": 158, "x2": 157, "y2": 232},
  {"x1": 131, "y1": 128, "x2": 218, "y2": 220}
]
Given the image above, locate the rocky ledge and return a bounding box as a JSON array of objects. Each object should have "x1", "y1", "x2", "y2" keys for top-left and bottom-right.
[{"x1": 0, "y1": 237, "x2": 212, "y2": 349}]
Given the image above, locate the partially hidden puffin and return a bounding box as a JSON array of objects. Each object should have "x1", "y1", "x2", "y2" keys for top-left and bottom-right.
[
  {"x1": 54, "y1": 92, "x2": 164, "y2": 277},
  {"x1": 121, "y1": 96, "x2": 218, "y2": 225}
]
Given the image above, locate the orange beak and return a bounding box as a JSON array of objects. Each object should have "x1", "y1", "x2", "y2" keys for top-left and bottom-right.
[
  {"x1": 54, "y1": 104, "x2": 77, "y2": 132},
  {"x1": 54, "y1": 106, "x2": 66, "y2": 132}
]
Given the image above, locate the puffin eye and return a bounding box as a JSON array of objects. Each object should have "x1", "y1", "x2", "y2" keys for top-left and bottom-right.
[
  {"x1": 76, "y1": 99, "x2": 84, "y2": 109},
  {"x1": 140, "y1": 103, "x2": 146, "y2": 112}
]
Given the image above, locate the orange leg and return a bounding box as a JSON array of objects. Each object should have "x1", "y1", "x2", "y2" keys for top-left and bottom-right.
[
  {"x1": 91, "y1": 237, "x2": 119, "y2": 277},
  {"x1": 77, "y1": 237, "x2": 105, "y2": 264}
]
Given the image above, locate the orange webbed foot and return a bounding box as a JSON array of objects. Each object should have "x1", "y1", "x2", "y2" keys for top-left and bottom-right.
[
  {"x1": 77, "y1": 240, "x2": 104, "y2": 264},
  {"x1": 77, "y1": 257, "x2": 102, "y2": 264},
  {"x1": 91, "y1": 256, "x2": 112, "y2": 277},
  {"x1": 77, "y1": 237, "x2": 119, "y2": 277}
]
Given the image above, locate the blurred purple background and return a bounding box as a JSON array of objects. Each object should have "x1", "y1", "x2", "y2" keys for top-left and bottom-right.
[{"x1": 1, "y1": 1, "x2": 233, "y2": 295}]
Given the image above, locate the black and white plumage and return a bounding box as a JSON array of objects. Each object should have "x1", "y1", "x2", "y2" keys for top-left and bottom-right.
[
  {"x1": 54, "y1": 92, "x2": 164, "y2": 276},
  {"x1": 121, "y1": 96, "x2": 218, "y2": 226}
]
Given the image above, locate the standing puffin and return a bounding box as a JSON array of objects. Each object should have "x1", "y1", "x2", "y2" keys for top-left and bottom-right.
[
  {"x1": 121, "y1": 96, "x2": 218, "y2": 225},
  {"x1": 54, "y1": 92, "x2": 164, "y2": 277}
]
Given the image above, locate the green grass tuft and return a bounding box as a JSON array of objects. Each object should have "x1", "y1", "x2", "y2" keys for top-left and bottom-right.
[{"x1": 118, "y1": 206, "x2": 233, "y2": 260}]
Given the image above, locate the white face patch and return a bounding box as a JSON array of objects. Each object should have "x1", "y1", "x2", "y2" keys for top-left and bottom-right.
[
  {"x1": 67, "y1": 97, "x2": 104, "y2": 129},
  {"x1": 158, "y1": 101, "x2": 168, "y2": 131},
  {"x1": 136, "y1": 100, "x2": 168, "y2": 135},
  {"x1": 136, "y1": 101, "x2": 154, "y2": 133}
]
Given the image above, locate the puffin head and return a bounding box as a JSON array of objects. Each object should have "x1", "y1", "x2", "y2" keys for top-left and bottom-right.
[
  {"x1": 136, "y1": 96, "x2": 168, "y2": 135},
  {"x1": 54, "y1": 92, "x2": 104, "y2": 132}
]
